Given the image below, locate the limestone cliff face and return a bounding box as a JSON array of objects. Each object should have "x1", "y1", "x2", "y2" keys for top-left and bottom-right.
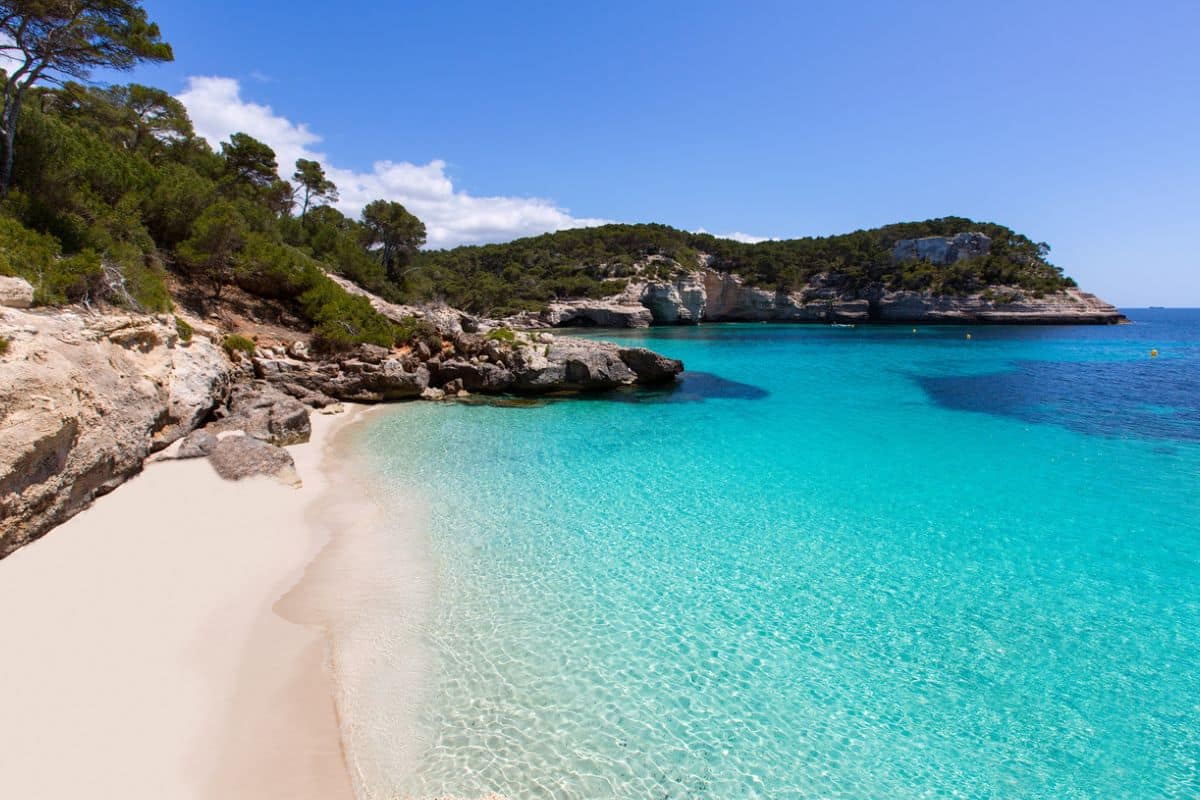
[
  {"x1": 517, "y1": 269, "x2": 869, "y2": 326},
  {"x1": 869, "y1": 287, "x2": 1121, "y2": 323},
  {"x1": 0, "y1": 307, "x2": 234, "y2": 556},
  {"x1": 595, "y1": 270, "x2": 1121, "y2": 325},
  {"x1": 690, "y1": 270, "x2": 869, "y2": 322},
  {"x1": 640, "y1": 273, "x2": 707, "y2": 323}
]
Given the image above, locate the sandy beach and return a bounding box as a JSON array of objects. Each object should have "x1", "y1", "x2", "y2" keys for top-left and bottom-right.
[{"x1": 0, "y1": 405, "x2": 374, "y2": 799}]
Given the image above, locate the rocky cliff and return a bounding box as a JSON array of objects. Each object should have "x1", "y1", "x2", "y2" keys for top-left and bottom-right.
[
  {"x1": 0, "y1": 305, "x2": 234, "y2": 556},
  {"x1": 503, "y1": 234, "x2": 1125, "y2": 328}
]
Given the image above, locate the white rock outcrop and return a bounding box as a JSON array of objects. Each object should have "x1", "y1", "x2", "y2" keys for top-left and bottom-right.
[
  {"x1": 0, "y1": 275, "x2": 34, "y2": 308},
  {"x1": 891, "y1": 232, "x2": 992, "y2": 265},
  {"x1": 0, "y1": 308, "x2": 234, "y2": 555}
]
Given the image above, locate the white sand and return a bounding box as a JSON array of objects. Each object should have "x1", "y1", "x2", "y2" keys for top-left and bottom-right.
[{"x1": 0, "y1": 407, "x2": 374, "y2": 799}]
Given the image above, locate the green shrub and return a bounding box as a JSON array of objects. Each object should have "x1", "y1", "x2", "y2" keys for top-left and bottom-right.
[
  {"x1": 37, "y1": 250, "x2": 103, "y2": 305},
  {"x1": 299, "y1": 276, "x2": 396, "y2": 352},
  {"x1": 105, "y1": 243, "x2": 171, "y2": 312},
  {"x1": 394, "y1": 315, "x2": 442, "y2": 350},
  {"x1": 329, "y1": 236, "x2": 392, "y2": 296},
  {"x1": 143, "y1": 162, "x2": 217, "y2": 248},
  {"x1": 0, "y1": 215, "x2": 102, "y2": 304},
  {"x1": 222, "y1": 334, "x2": 256, "y2": 358},
  {"x1": 0, "y1": 215, "x2": 170, "y2": 309},
  {"x1": 485, "y1": 326, "x2": 517, "y2": 344},
  {"x1": 175, "y1": 316, "x2": 193, "y2": 342},
  {"x1": 0, "y1": 336, "x2": 9, "y2": 355},
  {"x1": 235, "y1": 234, "x2": 316, "y2": 299}
]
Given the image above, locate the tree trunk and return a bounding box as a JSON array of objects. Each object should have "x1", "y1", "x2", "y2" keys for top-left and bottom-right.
[{"x1": 0, "y1": 102, "x2": 19, "y2": 198}]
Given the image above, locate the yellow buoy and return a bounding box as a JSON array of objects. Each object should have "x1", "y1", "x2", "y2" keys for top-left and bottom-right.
[
  {"x1": 966, "y1": 333, "x2": 972, "y2": 340},
  {"x1": 1151, "y1": 349, "x2": 1158, "y2": 358}
]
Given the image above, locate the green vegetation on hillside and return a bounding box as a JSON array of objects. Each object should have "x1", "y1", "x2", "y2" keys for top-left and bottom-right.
[
  {"x1": 0, "y1": 2, "x2": 421, "y2": 351},
  {"x1": 409, "y1": 220, "x2": 1076, "y2": 316},
  {"x1": 0, "y1": 71, "x2": 412, "y2": 349}
]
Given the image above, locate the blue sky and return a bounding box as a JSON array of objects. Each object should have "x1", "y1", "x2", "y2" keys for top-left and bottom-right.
[{"x1": 121, "y1": 1, "x2": 1198, "y2": 305}]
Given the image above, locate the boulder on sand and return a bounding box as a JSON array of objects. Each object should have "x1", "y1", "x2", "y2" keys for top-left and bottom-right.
[{"x1": 207, "y1": 433, "x2": 300, "y2": 486}]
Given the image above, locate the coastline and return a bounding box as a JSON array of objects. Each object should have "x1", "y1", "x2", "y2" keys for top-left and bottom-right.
[
  {"x1": 282, "y1": 403, "x2": 439, "y2": 798},
  {"x1": 0, "y1": 404, "x2": 379, "y2": 799}
]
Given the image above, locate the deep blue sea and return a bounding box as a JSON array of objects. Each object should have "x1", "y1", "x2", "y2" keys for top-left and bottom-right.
[{"x1": 355, "y1": 309, "x2": 1200, "y2": 799}]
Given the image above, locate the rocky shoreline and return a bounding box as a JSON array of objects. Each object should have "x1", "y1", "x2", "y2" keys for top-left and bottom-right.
[{"x1": 0, "y1": 280, "x2": 683, "y2": 556}]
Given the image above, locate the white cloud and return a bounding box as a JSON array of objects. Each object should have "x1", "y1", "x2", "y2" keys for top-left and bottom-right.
[
  {"x1": 176, "y1": 76, "x2": 610, "y2": 249},
  {"x1": 722, "y1": 231, "x2": 771, "y2": 244},
  {"x1": 693, "y1": 228, "x2": 772, "y2": 244}
]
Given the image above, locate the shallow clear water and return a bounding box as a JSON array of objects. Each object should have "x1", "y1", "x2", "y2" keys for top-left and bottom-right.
[{"x1": 356, "y1": 310, "x2": 1200, "y2": 799}]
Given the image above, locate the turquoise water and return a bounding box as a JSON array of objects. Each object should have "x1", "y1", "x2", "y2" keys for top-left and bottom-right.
[{"x1": 357, "y1": 310, "x2": 1200, "y2": 798}]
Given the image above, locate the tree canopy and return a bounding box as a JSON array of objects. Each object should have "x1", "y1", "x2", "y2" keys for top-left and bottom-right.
[
  {"x1": 410, "y1": 219, "x2": 1075, "y2": 316},
  {"x1": 221, "y1": 132, "x2": 277, "y2": 189},
  {"x1": 293, "y1": 158, "x2": 337, "y2": 222},
  {"x1": 0, "y1": 75, "x2": 414, "y2": 351},
  {"x1": 360, "y1": 199, "x2": 426, "y2": 282},
  {"x1": 0, "y1": 0, "x2": 173, "y2": 193}
]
